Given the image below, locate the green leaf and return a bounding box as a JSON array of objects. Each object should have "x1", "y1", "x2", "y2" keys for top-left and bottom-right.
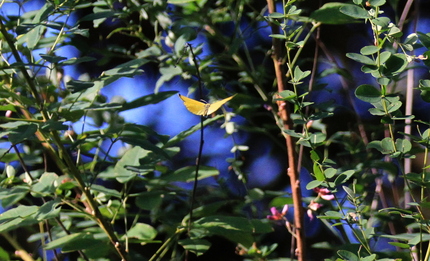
[
  {"x1": 174, "y1": 28, "x2": 197, "y2": 56},
  {"x1": 0, "y1": 202, "x2": 61, "y2": 233},
  {"x1": 0, "y1": 104, "x2": 16, "y2": 112},
  {"x1": 45, "y1": 232, "x2": 108, "y2": 251},
  {"x1": 85, "y1": 103, "x2": 123, "y2": 111},
  {"x1": 135, "y1": 191, "x2": 164, "y2": 210},
  {"x1": 367, "y1": 138, "x2": 393, "y2": 154},
  {"x1": 269, "y1": 197, "x2": 293, "y2": 207},
  {"x1": 334, "y1": 170, "x2": 355, "y2": 186},
  {"x1": 371, "y1": 17, "x2": 390, "y2": 28},
  {"x1": 388, "y1": 25, "x2": 402, "y2": 37},
  {"x1": 293, "y1": 66, "x2": 311, "y2": 83},
  {"x1": 0, "y1": 205, "x2": 38, "y2": 221},
  {"x1": 388, "y1": 242, "x2": 411, "y2": 249},
  {"x1": 320, "y1": 210, "x2": 343, "y2": 219},
  {"x1": 360, "y1": 45, "x2": 380, "y2": 55},
  {"x1": 178, "y1": 239, "x2": 211, "y2": 256},
  {"x1": 313, "y1": 162, "x2": 324, "y2": 181},
  {"x1": 310, "y1": 3, "x2": 359, "y2": 25},
  {"x1": 368, "y1": 0, "x2": 386, "y2": 7},
  {"x1": 40, "y1": 120, "x2": 68, "y2": 131},
  {"x1": 155, "y1": 66, "x2": 183, "y2": 92},
  {"x1": 40, "y1": 54, "x2": 67, "y2": 63},
  {"x1": 268, "y1": 12, "x2": 285, "y2": 19},
  {"x1": 90, "y1": 184, "x2": 121, "y2": 198},
  {"x1": 7, "y1": 123, "x2": 38, "y2": 144},
  {"x1": 419, "y1": 79, "x2": 430, "y2": 89},
  {"x1": 34, "y1": 199, "x2": 61, "y2": 221},
  {"x1": 165, "y1": 115, "x2": 224, "y2": 146},
  {"x1": 360, "y1": 254, "x2": 377, "y2": 261},
  {"x1": 283, "y1": 129, "x2": 303, "y2": 138},
  {"x1": 309, "y1": 150, "x2": 321, "y2": 162},
  {"x1": 380, "y1": 137, "x2": 395, "y2": 153},
  {"x1": 165, "y1": 166, "x2": 219, "y2": 182},
  {"x1": 346, "y1": 53, "x2": 375, "y2": 65},
  {"x1": 269, "y1": 34, "x2": 287, "y2": 39},
  {"x1": 66, "y1": 80, "x2": 95, "y2": 93},
  {"x1": 0, "y1": 186, "x2": 30, "y2": 207},
  {"x1": 309, "y1": 132, "x2": 326, "y2": 146},
  {"x1": 193, "y1": 216, "x2": 272, "y2": 248},
  {"x1": 100, "y1": 59, "x2": 147, "y2": 86},
  {"x1": 337, "y1": 250, "x2": 359, "y2": 261},
  {"x1": 113, "y1": 146, "x2": 150, "y2": 183},
  {"x1": 31, "y1": 172, "x2": 59, "y2": 197},
  {"x1": 395, "y1": 138, "x2": 412, "y2": 154},
  {"x1": 382, "y1": 53, "x2": 408, "y2": 77},
  {"x1": 279, "y1": 90, "x2": 297, "y2": 101},
  {"x1": 25, "y1": 25, "x2": 45, "y2": 50},
  {"x1": 380, "y1": 233, "x2": 415, "y2": 241},
  {"x1": 124, "y1": 223, "x2": 157, "y2": 242},
  {"x1": 340, "y1": 5, "x2": 370, "y2": 19},
  {"x1": 59, "y1": 108, "x2": 85, "y2": 122},
  {"x1": 343, "y1": 186, "x2": 355, "y2": 199},
  {"x1": 306, "y1": 180, "x2": 323, "y2": 190},
  {"x1": 368, "y1": 106, "x2": 385, "y2": 116},
  {"x1": 418, "y1": 32, "x2": 430, "y2": 49},
  {"x1": 324, "y1": 168, "x2": 337, "y2": 179},
  {"x1": 0, "y1": 247, "x2": 10, "y2": 261},
  {"x1": 377, "y1": 77, "x2": 390, "y2": 86},
  {"x1": 120, "y1": 91, "x2": 177, "y2": 112},
  {"x1": 115, "y1": 124, "x2": 170, "y2": 160},
  {"x1": 409, "y1": 234, "x2": 430, "y2": 245},
  {"x1": 0, "y1": 218, "x2": 34, "y2": 233},
  {"x1": 168, "y1": 0, "x2": 197, "y2": 3},
  {"x1": 355, "y1": 84, "x2": 381, "y2": 103},
  {"x1": 60, "y1": 56, "x2": 97, "y2": 65}
]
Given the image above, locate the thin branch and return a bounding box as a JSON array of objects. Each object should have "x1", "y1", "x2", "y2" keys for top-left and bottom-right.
[{"x1": 185, "y1": 43, "x2": 205, "y2": 261}]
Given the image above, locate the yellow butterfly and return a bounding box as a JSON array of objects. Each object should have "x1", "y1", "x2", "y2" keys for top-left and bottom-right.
[{"x1": 178, "y1": 94, "x2": 236, "y2": 116}]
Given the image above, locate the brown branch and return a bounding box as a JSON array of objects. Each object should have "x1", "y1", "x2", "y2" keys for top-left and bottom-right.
[{"x1": 266, "y1": 1, "x2": 306, "y2": 260}]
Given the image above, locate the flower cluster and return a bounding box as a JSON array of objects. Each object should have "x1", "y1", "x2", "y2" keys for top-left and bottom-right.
[{"x1": 267, "y1": 188, "x2": 335, "y2": 223}]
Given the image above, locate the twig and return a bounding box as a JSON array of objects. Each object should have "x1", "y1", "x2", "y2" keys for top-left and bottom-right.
[{"x1": 185, "y1": 43, "x2": 205, "y2": 261}]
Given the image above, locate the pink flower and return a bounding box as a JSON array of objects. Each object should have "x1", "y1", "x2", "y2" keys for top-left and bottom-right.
[
  {"x1": 267, "y1": 205, "x2": 288, "y2": 220},
  {"x1": 314, "y1": 187, "x2": 335, "y2": 201},
  {"x1": 308, "y1": 200, "x2": 323, "y2": 211},
  {"x1": 307, "y1": 201, "x2": 323, "y2": 220}
]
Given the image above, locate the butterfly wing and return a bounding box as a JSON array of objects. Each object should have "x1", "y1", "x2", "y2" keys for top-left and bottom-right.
[
  {"x1": 179, "y1": 94, "x2": 208, "y2": 115},
  {"x1": 206, "y1": 94, "x2": 237, "y2": 115}
]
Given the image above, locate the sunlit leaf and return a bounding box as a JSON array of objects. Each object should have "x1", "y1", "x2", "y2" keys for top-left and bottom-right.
[{"x1": 124, "y1": 223, "x2": 157, "y2": 242}]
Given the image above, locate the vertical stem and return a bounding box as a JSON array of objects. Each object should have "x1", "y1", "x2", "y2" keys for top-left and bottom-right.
[
  {"x1": 185, "y1": 44, "x2": 205, "y2": 261},
  {"x1": 266, "y1": 1, "x2": 306, "y2": 260}
]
